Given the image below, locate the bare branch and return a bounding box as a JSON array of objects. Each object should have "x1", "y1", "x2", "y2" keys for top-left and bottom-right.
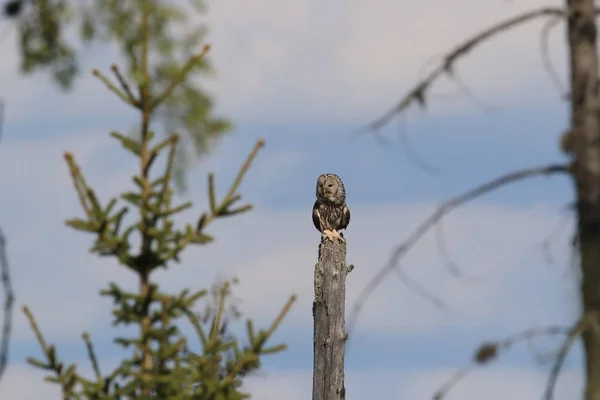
[
  {"x1": 365, "y1": 7, "x2": 566, "y2": 131},
  {"x1": 539, "y1": 15, "x2": 567, "y2": 97},
  {"x1": 396, "y1": 115, "x2": 444, "y2": 176},
  {"x1": 539, "y1": 211, "x2": 573, "y2": 267},
  {"x1": 92, "y1": 69, "x2": 137, "y2": 108},
  {"x1": 445, "y1": 68, "x2": 494, "y2": 113},
  {"x1": 0, "y1": 104, "x2": 13, "y2": 384},
  {"x1": 392, "y1": 262, "x2": 451, "y2": 312},
  {"x1": 543, "y1": 318, "x2": 587, "y2": 400},
  {"x1": 0, "y1": 227, "x2": 13, "y2": 384},
  {"x1": 432, "y1": 325, "x2": 571, "y2": 400},
  {"x1": 434, "y1": 218, "x2": 490, "y2": 283},
  {"x1": 392, "y1": 58, "x2": 496, "y2": 178},
  {"x1": 418, "y1": 54, "x2": 495, "y2": 113},
  {"x1": 110, "y1": 64, "x2": 139, "y2": 107},
  {"x1": 347, "y1": 163, "x2": 569, "y2": 335}
]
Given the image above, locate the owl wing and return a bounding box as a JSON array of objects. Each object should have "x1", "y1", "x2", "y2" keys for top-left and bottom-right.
[
  {"x1": 312, "y1": 201, "x2": 323, "y2": 232},
  {"x1": 340, "y1": 206, "x2": 350, "y2": 230}
]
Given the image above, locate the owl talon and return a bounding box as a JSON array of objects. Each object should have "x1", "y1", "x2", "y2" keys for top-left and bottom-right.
[
  {"x1": 332, "y1": 230, "x2": 345, "y2": 242},
  {"x1": 322, "y1": 229, "x2": 336, "y2": 242},
  {"x1": 322, "y1": 229, "x2": 345, "y2": 242}
]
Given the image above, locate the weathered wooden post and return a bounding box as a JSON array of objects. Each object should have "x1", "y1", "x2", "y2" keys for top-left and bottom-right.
[{"x1": 312, "y1": 238, "x2": 350, "y2": 400}]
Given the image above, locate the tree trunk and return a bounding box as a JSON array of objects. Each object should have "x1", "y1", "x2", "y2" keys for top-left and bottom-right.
[
  {"x1": 312, "y1": 238, "x2": 348, "y2": 400},
  {"x1": 567, "y1": 1, "x2": 600, "y2": 399}
]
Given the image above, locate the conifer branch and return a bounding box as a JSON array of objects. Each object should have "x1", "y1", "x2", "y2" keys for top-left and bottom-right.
[
  {"x1": 196, "y1": 139, "x2": 265, "y2": 233},
  {"x1": 23, "y1": 306, "x2": 49, "y2": 356},
  {"x1": 92, "y1": 68, "x2": 137, "y2": 107},
  {"x1": 208, "y1": 173, "x2": 217, "y2": 213},
  {"x1": 64, "y1": 152, "x2": 93, "y2": 219},
  {"x1": 82, "y1": 332, "x2": 102, "y2": 382},
  {"x1": 125, "y1": 39, "x2": 140, "y2": 83},
  {"x1": 223, "y1": 294, "x2": 296, "y2": 385},
  {"x1": 155, "y1": 134, "x2": 179, "y2": 212},
  {"x1": 225, "y1": 139, "x2": 265, "y2": 201},
  {"x1": 151, "y1": 44, "x2": 211, "y2": 110},
  {"x1": 139, "y1": 3, "x2": 150, "y2": 105},
  {"x1": 137, "y1": 5, "x2": 156, "y2": 395},
  {"x1": 23, "y1": 305, "x2": 89, "y2": 398},
  {"x1": 209, "y1": 281, "x2": 228, "y2": 342},
  {"x1": 24, "y1": 3, "x2": 293, "y2": 397},
  {"x1": 184, "y1": 308, "x2": 209, "y2": 348},
  {"x1": 110, "y1": 64, "x2": 139, "y2": 107},
  {"x1": 263, "y1": 294, "x2": 297, "y2": 341}
]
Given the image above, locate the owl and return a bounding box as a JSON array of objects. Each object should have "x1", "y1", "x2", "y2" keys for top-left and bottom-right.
[{"x1": 312, "y1": 173, "x2": 351, "y2": 242}]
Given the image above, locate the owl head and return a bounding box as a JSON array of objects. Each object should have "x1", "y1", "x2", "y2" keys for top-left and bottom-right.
[{"x1": 316, "y1": 173, "x2": 346, "y2": 204}]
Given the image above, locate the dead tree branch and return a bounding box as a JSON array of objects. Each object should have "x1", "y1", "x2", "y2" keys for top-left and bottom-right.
[
  {"x1": 434, "y1": 218, "x2": 490, "y2": 283},
  {"x1": 313, "y1": 238, "x2": 348, "y2": 400},
  {"x1": 392, "y1": 262, "x2": 450, "y2": 312},
  {"x1": 543, "y1": 318, "x2": 587, "y2": 400},
  {"x1": 396, "y1": 116, "x2": 444, "y2": 177},
  {"x1": 539, "y1": 210, "x2": 574, "y2": 267},
  {"x1": 366, "y1": 7, "x2": 566, "y2": 131},
  {"x1": 347, "y1": 163, "x2": 569, "y2": 336},
  {"x1": 0, "y1": 100, "x2": 13, "y2": 384},
  {"x1": 431, "y1": 325, "x2": 572, "y2": 400},
  {"x1": 540, "y1": 14, "x2": 567, "y2": 96},
  {"x1": 0, "y1": 227, "x2": 13, "y2": 384}
]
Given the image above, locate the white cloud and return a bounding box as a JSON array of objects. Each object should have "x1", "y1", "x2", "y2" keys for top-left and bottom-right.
[
  {"x1": 2, "y1": 0, "x2": 569, "y2": 125},
  {"x1": 207, "y1": 0, "x2": 567, "y2": 122}
]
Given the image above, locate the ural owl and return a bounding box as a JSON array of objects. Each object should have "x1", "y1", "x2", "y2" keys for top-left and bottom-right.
[{"x1": 312, "y1": 173, "x2": 351, "y2": 242}]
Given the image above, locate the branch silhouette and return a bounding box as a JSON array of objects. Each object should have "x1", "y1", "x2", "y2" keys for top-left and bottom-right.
[
  {"x1": 396, "y1": 115, "x2": 444, "y2": 177},
  {"x1": 364, "y1": 7, "x2": 566, "y2": 132},
  {"x1": 434, "y1": 218, "x2": 490, "y2": 283},
  {"x1": 0, "y1": 227, "x2": 12, "y2": 384},
  {"x1": 542, "y1": 318, "x2": 587, "y2": 400},
  {"x1": 539, "y1": 15, "x2": 567, "y2": 97},
  {"x1": 0, "y1": 99, "x2": 13, "y2": 384},
  {"x1": 431, "y1": 325, "x2": 572, "y2": 400},
  {"x1": 347, "y1": 163, "x2": 569, "y2": 336}
]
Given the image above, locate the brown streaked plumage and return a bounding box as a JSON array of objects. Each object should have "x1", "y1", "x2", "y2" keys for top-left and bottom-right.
[{"x1": 312, "y1": 173, "x2": 350, "y2": 242}]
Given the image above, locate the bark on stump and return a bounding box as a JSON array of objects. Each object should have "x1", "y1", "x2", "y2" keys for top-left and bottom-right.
[
  {"x1": 312, "y1": 237, "x2": 347, "y2": 400},
  {"x1": 566, "y1": 1, "x2": 600, "y2": 399}
]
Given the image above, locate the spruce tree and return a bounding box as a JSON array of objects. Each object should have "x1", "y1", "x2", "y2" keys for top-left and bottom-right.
[
  {"x1": 21, "y1": 1, "x2": 295, "y2": 398},
  {"x1": 6, "y1": 0, "x2": 231, "y2": 186}
]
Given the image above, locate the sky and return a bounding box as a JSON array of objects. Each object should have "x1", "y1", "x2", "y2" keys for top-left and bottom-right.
[{"x1": 0, "y1": 0, "x2": 589, "y2": 399}]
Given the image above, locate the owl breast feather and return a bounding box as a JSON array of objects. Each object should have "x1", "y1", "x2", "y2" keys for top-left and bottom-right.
[{"x1": 318, "y1": 202, "x2": 346, "y2": 231}]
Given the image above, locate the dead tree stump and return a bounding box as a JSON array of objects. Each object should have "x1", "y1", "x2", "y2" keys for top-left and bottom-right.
[{"x1": 312, "y1": 237, "x2": 348, "y2": 400}]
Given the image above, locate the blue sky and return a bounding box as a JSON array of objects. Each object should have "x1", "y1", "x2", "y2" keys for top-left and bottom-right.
[{"x1": 0, "y1": 0, "x2": 588, "y2": 399}]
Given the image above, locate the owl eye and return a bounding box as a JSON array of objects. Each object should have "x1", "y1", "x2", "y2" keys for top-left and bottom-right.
[{"x1": 328, "y1": 184, "x2": 333, "y2": 187}]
